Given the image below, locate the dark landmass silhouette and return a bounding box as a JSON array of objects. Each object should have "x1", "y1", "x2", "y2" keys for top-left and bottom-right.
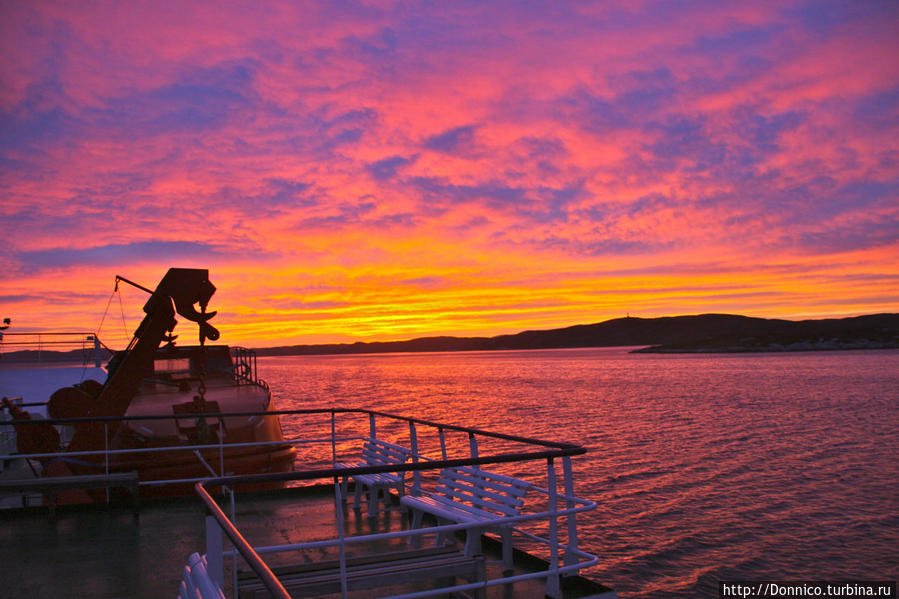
[
  {"x1": 0, "y1": 347, "x2": 115, "y2": 363},
  {"x1": 254, "y1": 313, "x2": 899, "y2": 356},
  {"x1": 3, "y1": 313, "x2": 896, "y2": 362}
]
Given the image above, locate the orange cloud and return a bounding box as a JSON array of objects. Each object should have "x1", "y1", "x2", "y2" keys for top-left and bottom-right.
[{"x1": 1, "y1": 1, "x2": 896, "y2": 347}]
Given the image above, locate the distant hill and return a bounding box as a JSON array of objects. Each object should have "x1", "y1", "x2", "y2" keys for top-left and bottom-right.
[
  {"x1": 4, "y1": 314, "x2": 895, "y2": 361},
  {"x1": 255, "y1": 313, "x2": 899, "y2": 356}
]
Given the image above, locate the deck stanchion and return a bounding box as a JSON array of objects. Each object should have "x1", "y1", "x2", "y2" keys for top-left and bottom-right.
[
  {"x1": 331, "y1": 411, "x2": 337, "y2": 466},
  {"x1": 205, "y1": 514, "x2": 225, "y2": 590},
  {"x1": 334, "y1": 481, "x2": 349, "y2": 599},
  {"x1": 104, "y1": 423, "x2": 109, "y2": 473},
  {"x1": 369, "y1": 413, "x2": 377, "y2": 439},
  {"x1": 438, "y1": 426, "x2": 448, "y2": 460},
  {"x1": 219, "y1": 421, "x2": 224, "y2": 479},
  {"x1": 229, "y1": 488, "x2": 238, "y2": 599},
  {"x1": 409, "y1": 421, "x2": 421, "y2": 493},
  {"x1": 468, "y1": 432, "x2": 479, "y2": 459},
  {"x1": 546, "y1": 457, "x2": 561, "y2": 599},
  {"x1": 104, "y1": 423, "x2": 110, "y2": 503},
  {"x1": 562, "y1": 456, "x2": 579, "y2": 569},
  {"x1": 92, "y1": 335, "x2": 102, "y2": 367}
]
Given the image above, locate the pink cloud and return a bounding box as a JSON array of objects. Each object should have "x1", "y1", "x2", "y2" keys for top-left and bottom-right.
[{"x1": 1, "y1": 0, "x2": 896, "y2": 344}]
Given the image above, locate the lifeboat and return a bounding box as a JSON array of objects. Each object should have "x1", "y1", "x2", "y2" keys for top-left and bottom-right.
[{"x1": 97, "y1": 344, "x2": 295, "y2": 496}]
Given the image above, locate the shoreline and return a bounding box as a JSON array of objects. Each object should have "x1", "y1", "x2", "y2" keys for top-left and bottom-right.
[
  {"x1": 632, "y1": 340, "x2": 899, "y2": 354},
  {"x1": 3, "y1": 313, "x2": 896, "y2": 360}
]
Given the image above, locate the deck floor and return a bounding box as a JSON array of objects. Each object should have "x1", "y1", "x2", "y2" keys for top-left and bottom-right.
[{"x1": 0, "y1": 485, "x2": 612, "y2": 598}]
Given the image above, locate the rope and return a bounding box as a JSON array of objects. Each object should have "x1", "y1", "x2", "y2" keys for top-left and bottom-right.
[
  {"x1": 118, "y1": 288, "x2": 129, "y2": 341},
  {"x1": 96, "y1": 284, "x2": 131, "y2": 349},
  {"x1": 96, "y1": 288, "x2": 116, "y2": 338},
  {"x1": 89, "y1": 288, "x2": 119, "y2": 377}
]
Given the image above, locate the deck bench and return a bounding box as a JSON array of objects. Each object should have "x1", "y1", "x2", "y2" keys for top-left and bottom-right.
[
  {"x1": 400, "y1": 466, "x2": 530, "y2": 569},
  {"x1": 237, "y1": 546, "x2": 486, "y2": 598},
  {"x1": 337, "y1": 438, "x2": 412, "y2": 516},
  {"x1": 0, "y1": 471, "x2": 140, "y2": 517}
]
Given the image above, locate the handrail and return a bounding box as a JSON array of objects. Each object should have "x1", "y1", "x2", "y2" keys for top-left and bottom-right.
[
  {"x1": 0, "y1": 331, "x2": 111, "y2": 366},
  {"x1": 192, "y1": 468, "x2": 597, "y2": 599},
  {"x1": 195, "y1": 481, "x2": 290, "y2": 599},
  {"x1": 366, "y1": 408, "x2": 584, "y2": 450},
  {"x1": 0, "y1": 407, "x2": 586, "y2": 492},
  {"x1": 243, "y1": 494, "x2": 597, "y2": 555},
  {"x1": 0, "y1": 407, "x2": 584, "y2": 451},
  {"x1": 0, "y1": 332, "x2": 102, "y2": 337},
  {"x1": 195, "y1": 443, "x2": 593, "y2": 599},
  {"x1": 2, "y1": 405, "x2": 594, "y2": 598},
  {"x1": 197, "y1": 447, "x2": 583, "y2": 489}
]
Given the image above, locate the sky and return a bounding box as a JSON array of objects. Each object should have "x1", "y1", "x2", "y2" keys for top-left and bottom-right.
[{"x1": 1, "y1": 0, "x2": 897, "y2": 349}]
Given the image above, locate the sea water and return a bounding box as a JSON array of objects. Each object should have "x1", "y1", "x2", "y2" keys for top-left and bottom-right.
[{"x1": 259, "y1": 348, "x2": 899, "y2": 598}]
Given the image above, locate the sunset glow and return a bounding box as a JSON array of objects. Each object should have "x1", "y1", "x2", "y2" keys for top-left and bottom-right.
[{"x1": 2, "y1": 1, "x2": 897, "y2": 348}]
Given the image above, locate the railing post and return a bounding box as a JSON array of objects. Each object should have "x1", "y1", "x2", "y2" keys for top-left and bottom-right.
[
  {"x1": 92, "y1": 335, "x2": 101, "y2": 367},
  {"x1": 104, "y1": 423, "x2": 109, "y2": 475},
  {"x1": 438, "y1": 427, "x2": 448, "y2": 460},
  {"x1": 408, "y1": 420, "x2": 421, "y2": 493},
  {"x1": 369, "y1": 413, "x2": 376, "y2": 440},
  {"x1": 205, "y1": 514, "x2": 225, "y2": 590},
  {"x1": 546, "y1": 458, "x2": 561, "y2": 599},
  {"x1": 468, "y1": 432, "x2": 479, "y2": 460},
  {"x1": 104, "y1": 423, "x2": 110, "y2": 503},
  {"x1": 219, "y1": 422, "x2": 225, "y2": 482},
  {"x1": 230, "y1": 489, "x2": 238, "y2": 597},
  {"x1": 331, "y1": 411, "x2": 338, "y2": 467},
  {"x1": 562, "y1": 456, "x2": 579, "y2": 569},
  {"x1": 334, "y1": 481, "x2": 349, "y2": 599}
]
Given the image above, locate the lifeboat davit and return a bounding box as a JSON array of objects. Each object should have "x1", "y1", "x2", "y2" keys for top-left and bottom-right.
[{"x1": 9, "y1": 268, "x2": 296, "y2": 502}]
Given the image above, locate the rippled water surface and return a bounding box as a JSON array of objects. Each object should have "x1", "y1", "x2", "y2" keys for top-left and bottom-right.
[{"x1": 259, "y1": 348, "x2": 899, "y2": 598}]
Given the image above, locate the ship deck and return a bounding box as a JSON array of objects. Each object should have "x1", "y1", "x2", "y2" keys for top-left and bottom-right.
[
  {"x1": 2, "y1": 400, "x2": 614, "y2": 598},
  {"x1": 0, "y1": 484, "x2": 614, "y2": 598}
]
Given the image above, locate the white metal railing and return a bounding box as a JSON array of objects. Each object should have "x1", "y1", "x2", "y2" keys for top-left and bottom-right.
[
  {"x1": 0, "y1": 332, "x2": 109, "y2": 367},
  {"x1": 0, "y1": 407, "x2": 599, "y2": 597},
  {"x1": 0, "y1": 410, "x2": 303, "y2": 500},
  {"x1": 0, "y1": 424, "x2": 322, "y2": 491},
  {"x1": 211, "y1": 479, "x2": 599, "y2": 597},
  {"x1": 193, "y1": 409, "x2": 598, "y2": 599}
]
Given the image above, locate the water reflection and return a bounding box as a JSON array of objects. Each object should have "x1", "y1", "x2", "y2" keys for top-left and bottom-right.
[{"x1": 261, "y1": 348, "x2": 899, "y2": 598}]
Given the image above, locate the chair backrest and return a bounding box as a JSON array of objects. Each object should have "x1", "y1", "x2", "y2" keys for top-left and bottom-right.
[
  {"x1": 361, "y1": 438, "x2": 412, "y2": 466},
  {"x1": 435, "y1": 466, "x2": 529, "y2": 517}
]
